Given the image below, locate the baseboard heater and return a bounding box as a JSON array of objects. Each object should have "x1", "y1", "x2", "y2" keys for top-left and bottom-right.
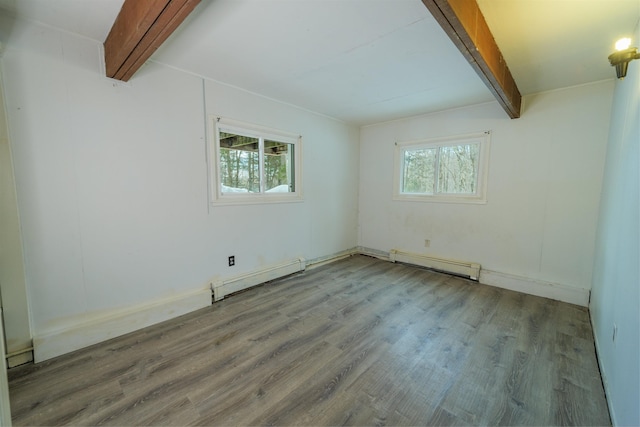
[
  {"x1": 212, "y1": 257, "x2": 306, "y2": 301},
  {"x1": 389, "y1": 249, "x2": 480, "y2": 281},
  {"x1": 6, "y1": 346, "x2": 34, "y2": 368}
]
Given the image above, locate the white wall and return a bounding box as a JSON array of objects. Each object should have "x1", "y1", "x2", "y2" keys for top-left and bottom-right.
[
  {"x1": 0, "y1": 310, "x2": 11, "y2": 426},
  {"x1": 0, "y1": 16, "x2": 359, "y2": 361},
  {"x1": 590, "y1": 22, "x2": 640, "y2": 427},
  {"x1": 0, "y1": 68, "x2": 31, "y2": 360},
  {"x1": 359, "y1": 81, "x2": 613, "y2": 305}
]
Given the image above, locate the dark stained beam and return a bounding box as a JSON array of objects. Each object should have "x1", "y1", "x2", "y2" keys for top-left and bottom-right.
[
  {"x1": 422, "y1": 0, "x2": 522, "y2": 118},
  {"x1": 104, "y1": 0, "x2": 201, "y2": 82}
]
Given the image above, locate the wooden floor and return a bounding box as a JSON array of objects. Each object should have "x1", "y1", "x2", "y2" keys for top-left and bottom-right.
[{"x1": 9, "y1": 255, "x2": 610, "y2": 426}]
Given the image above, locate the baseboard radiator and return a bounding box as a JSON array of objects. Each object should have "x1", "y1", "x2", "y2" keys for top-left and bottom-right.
[
  {"x1": 212, "y1": 257, "x2": 306, "y2": 301},
  {"x1": 6, "y1": 346, "x2": 34, "y2": 368},
  {"x1": 389, "y1": 249, "x2": 480, "y2": 281}
]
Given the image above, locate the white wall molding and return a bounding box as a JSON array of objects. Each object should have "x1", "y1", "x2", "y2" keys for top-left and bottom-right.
[
  {"x1": 33, "y1": 287, "x2": 211, "y2": 362},
  {"x1": 480, "y1": 269, "x2": 590, "y2": 307},
  {"x1": 212, "y1": 258, "x2": 306, "y2": 301}
]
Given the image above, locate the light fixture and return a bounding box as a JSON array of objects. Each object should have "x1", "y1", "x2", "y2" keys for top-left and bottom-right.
[{"x1": 608, "y1": 37, "x2": 640, "y2": 79}]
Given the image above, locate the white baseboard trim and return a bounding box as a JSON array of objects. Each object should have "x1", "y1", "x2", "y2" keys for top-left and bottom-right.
[
  {"x1": 479, "y1": 269, "x2": 590, "y2": 307},
  {"x1": 212, "y1": 257, "x2": 306, "y2": 301},
  {"x1": 33, "y1": 287, "x2": 211, "y2": 363}
]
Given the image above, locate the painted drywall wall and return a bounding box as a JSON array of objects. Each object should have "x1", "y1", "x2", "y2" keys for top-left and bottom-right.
[
  {"x1": 0, "y1": 16, "x2": 359, "y2": 360},
  {"x1": 0, "y1": 310, "x2": 11, "y2": 426},
  {"x1": 590, "y1": 23, "x2": 640, "y2": 427},
  {"x1": 0, "y1": 70, "x2": 31, "y2": 358},
  {"x1": 359, "y1": 81, "x2": 613, "y2": 305}
]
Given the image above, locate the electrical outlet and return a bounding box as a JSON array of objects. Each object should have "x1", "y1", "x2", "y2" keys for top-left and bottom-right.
[
  {"x1": 425, "y1": 239, "x2": 431, "y2": 247},
  {"x1": 228, "y1": 255, "x2": 235, "y2": 267}
]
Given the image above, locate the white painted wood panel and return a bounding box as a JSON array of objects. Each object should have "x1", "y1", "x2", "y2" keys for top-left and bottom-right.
[
  {"x1": 0, "y1": 67, "x2": 32, "y2": 360},
  {"x1": 589, "y1": 21, "x2": 640, "y2": 427},
  {"x1": 359, "y1": 81, "x2": 612, "y2": 302},
  {"x1": 0, "y1": 309, "x2": 11, "y2": 426},
  {"x1": 0, "y1": 16, "x2": 359, "y2": 359}
]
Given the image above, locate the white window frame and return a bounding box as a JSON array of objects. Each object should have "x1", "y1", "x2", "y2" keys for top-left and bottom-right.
[
  {"x1": 393, "y1": 131, "x2": 491, "y2": 204},
  {"x1": 210, "y1": 116, "x2": 303, "y2": 205}
]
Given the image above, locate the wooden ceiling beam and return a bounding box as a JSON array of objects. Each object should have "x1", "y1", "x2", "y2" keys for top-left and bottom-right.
[
  {"x1": 104, "y1": 0, "x2": 201, "y2": 82},
  {"x1": 422, "y1": 0, "x2": 522, "y2": 118}
]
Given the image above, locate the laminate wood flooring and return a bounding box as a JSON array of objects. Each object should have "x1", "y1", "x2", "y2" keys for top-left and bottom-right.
[{"x1": 8, "y1": 255, "x2": 610, "y2": 426}]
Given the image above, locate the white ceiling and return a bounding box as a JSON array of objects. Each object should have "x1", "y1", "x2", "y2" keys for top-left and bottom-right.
[{"x1": 1, "y1": 0, "x2": 638, "y2": 125}]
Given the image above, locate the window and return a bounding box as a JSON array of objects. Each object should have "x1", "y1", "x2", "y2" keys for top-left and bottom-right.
[
  {"x1": 393, "y1": 131, "x2": 490, "y2": 203},
  {"x1": 211, "y1": 117, "x2": 302, "y2": 204}
]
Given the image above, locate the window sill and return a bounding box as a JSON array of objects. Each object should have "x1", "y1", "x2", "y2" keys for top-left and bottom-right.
[
  {"x1": 392, "y1": 194, "x2": 487, "y2": 204},
  {"x1": 211, "y1": 194, "x2": 304, "y2": 206}
]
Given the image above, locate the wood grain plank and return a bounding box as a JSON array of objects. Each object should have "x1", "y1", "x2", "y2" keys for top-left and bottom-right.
[
  {"x1": 9, "y1": 255, "x2": 610, "y2": 426},
  {"x1": 104, "y1": 0, "x2": 200, "y2": 81},
  {"x1": 103, "y1": 0, "x2": 169, "y2": 78},
  {"x1": 421, "y1": 0, "x2": 522, "y2": 118}
]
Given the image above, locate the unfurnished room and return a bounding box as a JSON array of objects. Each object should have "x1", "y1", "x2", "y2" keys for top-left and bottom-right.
[{"x1": 0, "y1": 0, "x2": 638, "y2": 426}]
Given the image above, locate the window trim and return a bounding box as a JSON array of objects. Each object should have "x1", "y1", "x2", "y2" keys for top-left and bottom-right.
[
  {"x1": 210, "y1": 116, "x2": 303, "y2": 205},
  {"x1": 393, "y1": 131, "x2": 491, "y2": 204}
]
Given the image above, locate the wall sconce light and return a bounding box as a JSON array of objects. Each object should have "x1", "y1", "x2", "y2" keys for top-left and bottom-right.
[{"x1": 608, "y1": 38, "x2": 640, "y2": 79}]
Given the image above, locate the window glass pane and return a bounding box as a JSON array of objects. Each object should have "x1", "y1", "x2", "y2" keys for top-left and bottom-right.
[
  {"x1": 264, "y1": 140, "x2": 294, "y2": 193},
  {"x1": 402, "y1": 148, "x2": 436, "y2": 193},
  {"x1": 437, "y1": 143, "x2": 480, "y2": 194},
  {"x1": 219, "y1": 131, "x2": 260, "y2": 193}
]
